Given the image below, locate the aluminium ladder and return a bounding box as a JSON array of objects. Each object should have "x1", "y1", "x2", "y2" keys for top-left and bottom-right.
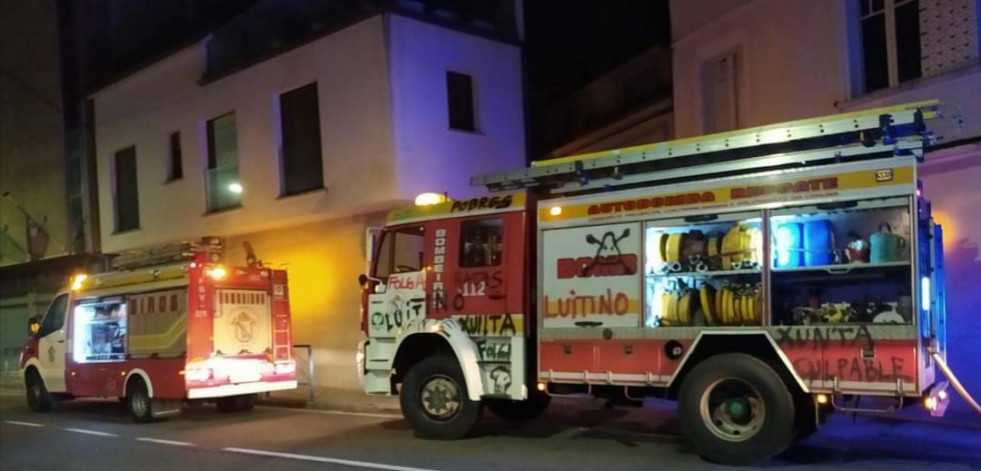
[{"x1": 473, "y1": 100, "x2": 945, "y2": 195}]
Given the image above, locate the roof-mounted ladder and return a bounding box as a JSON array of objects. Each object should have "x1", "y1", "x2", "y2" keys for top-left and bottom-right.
[
  {"x1": 110, "y1": 236, "x2": 225, "y2": 270},
  {"x1": 473, "y1": 100, "x2": 944, "y2": 195}
]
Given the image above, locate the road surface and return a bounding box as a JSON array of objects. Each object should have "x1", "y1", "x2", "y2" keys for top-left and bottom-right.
[{"x1": 1, "y1": 391, "x2": 978, "y2": 471}]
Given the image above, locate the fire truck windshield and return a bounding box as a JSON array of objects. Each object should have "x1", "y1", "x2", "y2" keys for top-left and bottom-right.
[{"x1": 375, "y1": 227, "x2": 425, "y2": 278}]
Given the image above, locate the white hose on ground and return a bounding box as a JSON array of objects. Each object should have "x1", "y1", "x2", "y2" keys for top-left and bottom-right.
[{"x1": 931, "y1": 352, "x2": 981, "y2": 416}]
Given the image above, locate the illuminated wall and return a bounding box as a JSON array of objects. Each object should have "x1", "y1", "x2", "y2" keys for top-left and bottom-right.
[{"x1": 222, "y1": 212, "x2": 394, "y2": 408}]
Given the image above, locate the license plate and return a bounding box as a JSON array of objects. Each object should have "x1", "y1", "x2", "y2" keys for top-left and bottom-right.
[{"x1": 230, "y1": 372, "x2": 261, "y2": 384}]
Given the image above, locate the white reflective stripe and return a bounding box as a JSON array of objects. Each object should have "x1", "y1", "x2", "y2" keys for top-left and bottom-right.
[
  {"x1": 136, "y1": 437, "x2": 194, "y2": 447},
  {"x1": 223, "y1": 447, "x2": 443, "y2": 471},
  {"x1": 64, "y1": 428, "x2": 117, "y2": 437},
  {"x1": 5, "y1": 420, "x2": 43, "y2": 427}
]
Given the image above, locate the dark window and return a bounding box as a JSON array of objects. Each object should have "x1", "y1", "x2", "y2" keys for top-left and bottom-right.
[
  {"x1": 459, "y1": 218, "x2": 502, "y2": 268},
  {"x1": 168, "y1": 132, "x2": 183, "y2": 181},
  {"x1": 279, "y1": 83, "x2": 324, "y2": 195},
  {"x1": 38, "y1": 294, "x2": 68, "y2": 337},
  {"x1": 857, "y1": 0, "x2": 920, "y2": 93},
  {"x1": 446, "y1": 71, "x2": 476, "y2": 131},
  {"x1": 114, "y1": 146, "x2": 140, "y2": 232},
  {"x1": 206, "y1": 113, "x2": 240, "y2": 211},
  {"x1": 861, "y1": 9, "x2": 889, "y2": 92},
  {"x1": 895, "y1": 0, "x2": 921, "y2": 83}
]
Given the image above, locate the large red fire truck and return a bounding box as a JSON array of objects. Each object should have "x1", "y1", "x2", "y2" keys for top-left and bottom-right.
[
  {"x1": 20, "y1": 237, "x2": 297, "y2": 422},
  {"x1": 356, "y1": 100, "x2": 967, "y2": 464}
]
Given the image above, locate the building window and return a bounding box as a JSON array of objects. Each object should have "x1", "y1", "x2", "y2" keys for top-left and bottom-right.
[
  {"x1": 113, "y1": 146, "x2": 140, "y2": 232},
  {"x1": 446, "y1": 71, "x2": 476, "y2": 132},
  {"x1": 701, "y1": 49, "x2": 742, "y2": 134},
  {"x1": 858, "y1": 0, "x2": 921, "y2": 94},
  {"x1": 459, "y1": 218, "x2": 502, "y2": 268},
  {"x1": 206, "y1": 112, "x2": 241, "y2": 211},
  {"x1": 279, "y1": 83, "x2": 324, "y2": 196},
  {"x1": 167, "y1": 132, "x2": 183, "y2": 181}
]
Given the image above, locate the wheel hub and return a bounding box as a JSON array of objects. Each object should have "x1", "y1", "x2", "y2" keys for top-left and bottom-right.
[
  {"x1": 700, "y1": 378, "x2": 766, "y2": 442},
  {"x1": 420, "y1": 375, "x2": 461, "y2": 421}
]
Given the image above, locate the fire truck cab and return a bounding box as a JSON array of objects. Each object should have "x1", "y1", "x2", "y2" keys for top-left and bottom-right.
[
  {"x1": 20, "y1": 237, "x2": 297, "y2": 422},
  {"x1": 357, "y1": 101, "x2": 952, "y2": 464}
]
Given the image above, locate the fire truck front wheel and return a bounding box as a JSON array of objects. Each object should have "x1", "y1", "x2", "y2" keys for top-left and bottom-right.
[
  {"x1": 25, "y1": 370, "x2": 52, "y2": 413},
  {"x1": 678, "y1": 353, "x2": 796, "y2": 465},
  {"x1": 400, "y1": 355, "x2": 483, "y2": 439}
]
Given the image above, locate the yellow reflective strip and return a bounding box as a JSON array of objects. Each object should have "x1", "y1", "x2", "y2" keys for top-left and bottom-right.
[{"x1": 539, "y1": 165, "x2": 915, "y2": 223}]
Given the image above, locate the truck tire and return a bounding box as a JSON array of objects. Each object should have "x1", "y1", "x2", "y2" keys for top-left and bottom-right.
[
  {"x1": 127, "y1": 378, "x2": 155, "y2": 423},
  {"x1": 25, "y1": 370, "x2": 52, "y2": 413},
  {"x1": 485, "y1": 391, "x2": 550, "y2": 422},
  {"x1": 400, "y1": 355, "x2": 483, "y2": 439},
  {"x1": 677, "y1": 353, "x2": 796, "y2": 465}
]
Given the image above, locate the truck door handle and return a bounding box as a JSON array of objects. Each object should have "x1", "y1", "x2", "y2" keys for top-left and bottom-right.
[
  {"x1": 57, "y1": 340, "x2": 65, "y2": 343},
  {"x1": 575, "y1": 321, "x2": 602, "y2": 328}
]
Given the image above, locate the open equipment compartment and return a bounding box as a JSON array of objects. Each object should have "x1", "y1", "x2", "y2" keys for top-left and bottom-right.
[
  {"x1": 768, "y1": 197, "x2": 914, "y2": 326},
  {"x1": 644, "y1": 210, "x2": 764, "y2": 327}
]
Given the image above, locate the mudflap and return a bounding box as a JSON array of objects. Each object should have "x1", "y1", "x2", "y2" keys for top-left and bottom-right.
[{"x1": 151, "y1": 399, "x2": 183, "y2": 419}]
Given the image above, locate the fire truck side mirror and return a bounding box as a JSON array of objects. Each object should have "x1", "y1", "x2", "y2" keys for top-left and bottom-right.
[{"x1": 28, "y1": 316, "x2": 40, "y2": 336}]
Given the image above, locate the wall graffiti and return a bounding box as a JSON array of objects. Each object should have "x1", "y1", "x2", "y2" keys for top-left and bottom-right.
[
  {"x1": 774, "y1": 325, "x2": 875, "y2": 350},
  {"x1": 543, "y1": 222, "x2": 641, "y2": 328},
  {"x1": 454, "y1": 313, "x2": 519, "y2": 337},
  {"x1": 792, "y1": 356, "x2": 912, "y2": 383},
  {"x1": 543, "y1": 289, "x2": 632, "y2": 318},
  {"x1": 456, "y1": 270, "x2": 503, "y2": 297},
  {"x1": 475, "y1": 339, "x2": 511, "y2": 362},
  {"x1": 370, "y1": 294, "x2": 426, "y2": 333},
  {"x1": 489, "y1": 367, "x2": 512, "y2": 394},
  {"x1": 774, "y1": 325, "x2": 914, "y2": 384}
]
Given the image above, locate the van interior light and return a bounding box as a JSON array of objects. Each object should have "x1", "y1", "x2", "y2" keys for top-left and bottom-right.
[
  {"x1": 414, "y1": 192, "x2": 446, "y2": 206},
  {"x1": 71, "y1": 274, "x2": 89, "y2": 291},
  {"x1": 228, "y1": 182, "x2": 243, "y2": 194},
  {"x1": 206, "y1": 266, "x2": 227, "y2": 280},
  {"x1": 549, "y1": 206, "x2": 562, "y2": 216}
]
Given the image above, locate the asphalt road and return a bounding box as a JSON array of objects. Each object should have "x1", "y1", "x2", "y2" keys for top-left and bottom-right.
[{"x1": 1, "y1": 391, "x2": 979, "y2": 471}]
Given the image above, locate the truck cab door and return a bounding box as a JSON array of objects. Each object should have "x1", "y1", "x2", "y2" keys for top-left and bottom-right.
[
  {"x1": 442, "y1": 216, "x2": 509, "y2": 316},
  {"x1": 36, "y1": 294, "x2": 69, "y2": 392}
]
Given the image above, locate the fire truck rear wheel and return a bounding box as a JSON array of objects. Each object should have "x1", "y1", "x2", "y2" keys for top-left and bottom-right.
[
  {"x1": 400, "y1": 355, "x2": 483, "y2": 439},
  {"x1": 127, "y1": 379, "x2": 155, "y2": 423},
  {"x1": 25, "y1": 370, "x2": 52, "y2": 413},
  {"x1": 484, "y1": 391, "x2": 551, "y2": 422},
  {"x1": 678, "y1": 353, "x2": 795, "y2": 465}
]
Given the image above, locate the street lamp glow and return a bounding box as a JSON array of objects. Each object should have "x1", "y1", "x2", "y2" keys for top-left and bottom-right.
[{"x1": 228, "y1": 182, "x2": 243, "y2": 194}]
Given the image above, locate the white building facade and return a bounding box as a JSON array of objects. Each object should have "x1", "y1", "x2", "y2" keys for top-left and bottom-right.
[
  {"x1": 670, "y1": 0, "x2": 981, "y2": 417},
  {"x1": 90, "y1": 12, "x2": 525, "y2": 407}
]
